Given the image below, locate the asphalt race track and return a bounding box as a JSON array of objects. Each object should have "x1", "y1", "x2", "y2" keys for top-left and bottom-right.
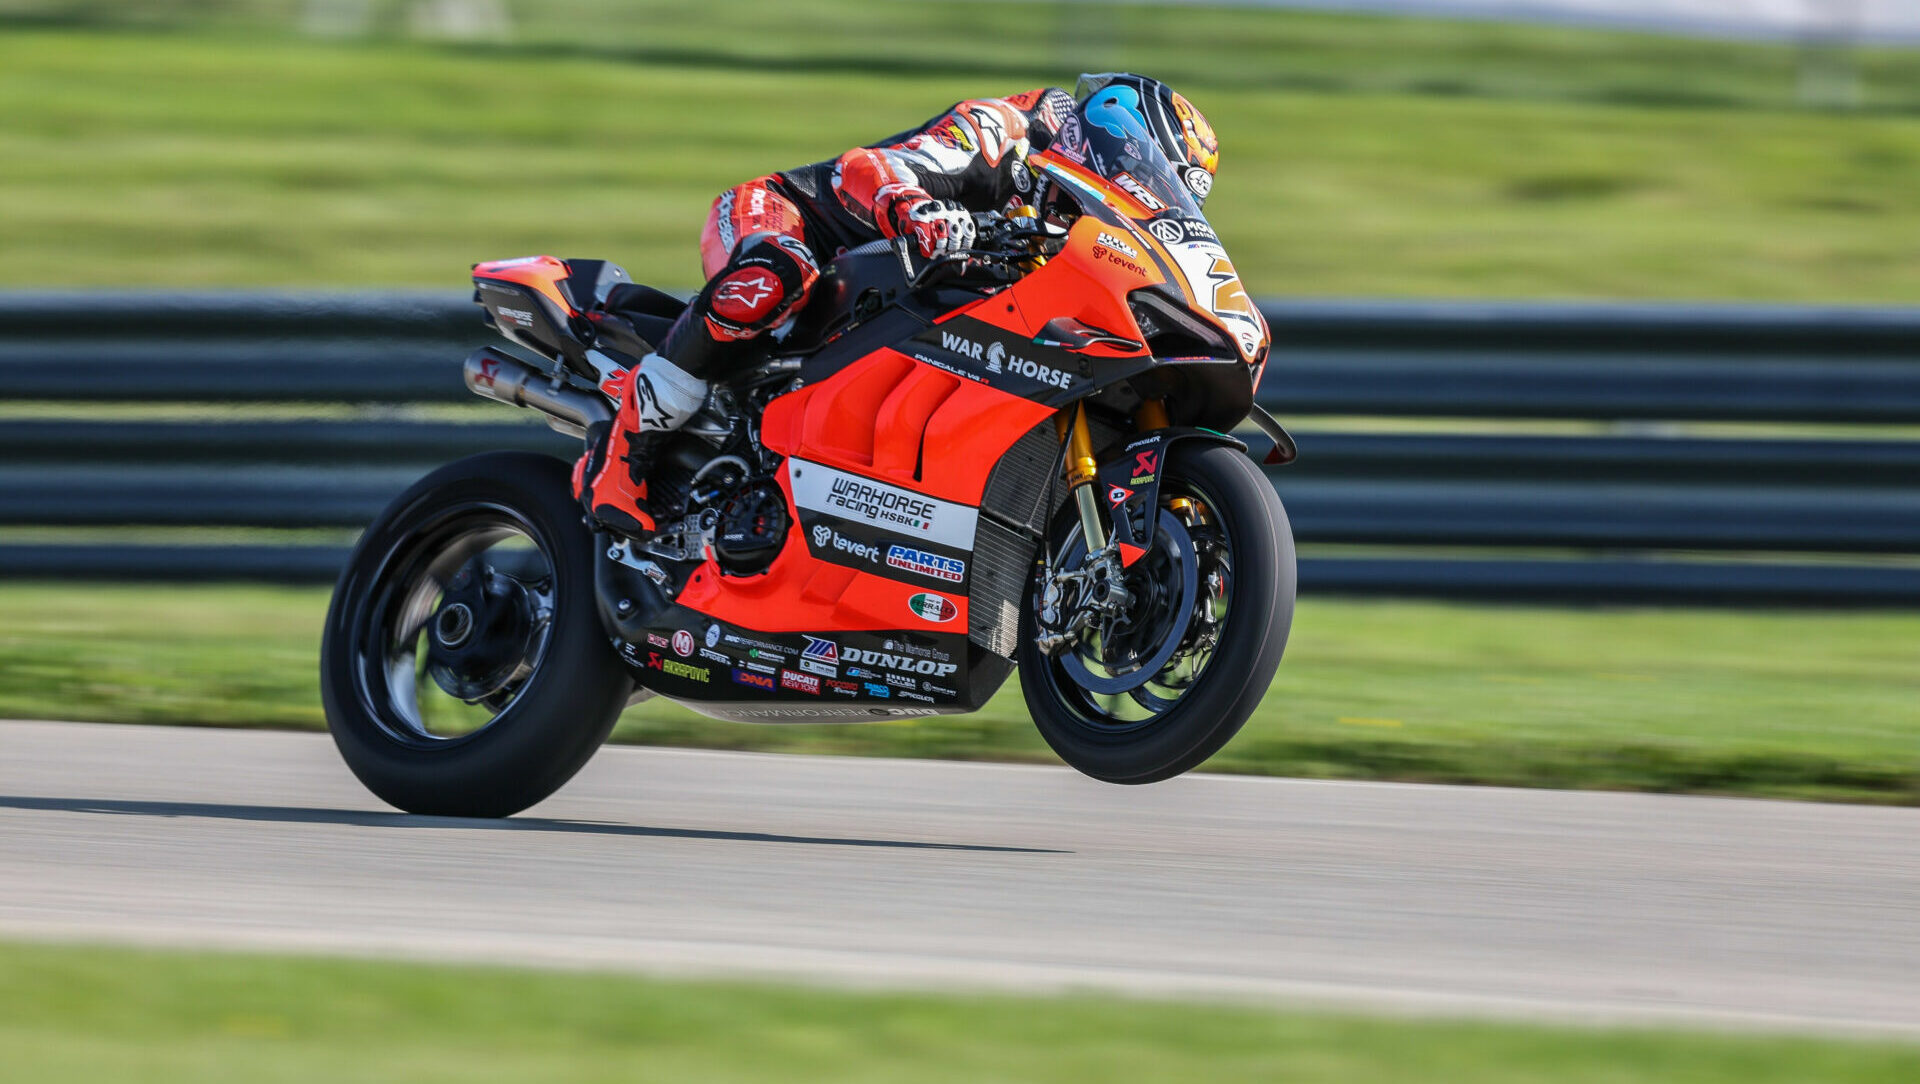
[{"x1": 2, "y1": 720, "x2": 1917, "y2": 1035}]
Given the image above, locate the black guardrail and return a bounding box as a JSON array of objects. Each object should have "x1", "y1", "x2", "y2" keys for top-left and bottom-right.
[{"x1": 3, "y1": 292, "x2": 1917, "y2": 603}]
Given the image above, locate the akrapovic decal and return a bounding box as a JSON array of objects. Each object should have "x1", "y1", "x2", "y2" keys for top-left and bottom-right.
[{"x1": 789, "y1": 461, "x2": 979, "y2": 551}]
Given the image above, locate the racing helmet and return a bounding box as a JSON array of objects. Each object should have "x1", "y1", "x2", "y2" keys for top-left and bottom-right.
[{"x1": 1072, "y1": 72, "x2": 1219, "y2": 206}]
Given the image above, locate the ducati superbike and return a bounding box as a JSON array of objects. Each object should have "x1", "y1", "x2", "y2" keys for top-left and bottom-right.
[{"x1": 321, "y1": 141, "x2": 1298, "y2": 817}]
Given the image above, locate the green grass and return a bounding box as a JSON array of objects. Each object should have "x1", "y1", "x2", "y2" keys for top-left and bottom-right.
[
  {"x1": 3, "y1": 584, "x2": 1914, "y2": 804},
  {"x1": 5, "y1": 5, "x2": 1920, "y2": 299},
  {"x1": 2, "y1": 940, "x2": 1917, "y2": 1083}
]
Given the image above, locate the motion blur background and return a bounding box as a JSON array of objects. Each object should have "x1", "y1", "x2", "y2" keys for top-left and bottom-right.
[{"x1": 1, "y1": 1, "x2": 1917, "y2": 1080}]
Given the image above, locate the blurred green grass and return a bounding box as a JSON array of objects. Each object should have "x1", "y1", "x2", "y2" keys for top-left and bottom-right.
[
  {"x1": 3, "y1": 939, "x2": 1918, "y2": 1083},
  {"x1": 3, "y1": 584, "x2": 1914, "y2": 804},
  {"x1": 4, "y1": 4, "x2": 1920, "y2": 298}
]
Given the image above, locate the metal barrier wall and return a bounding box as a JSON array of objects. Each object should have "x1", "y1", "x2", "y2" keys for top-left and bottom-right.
[{"x1": 3, "y1": 293, "x2": 1918, "y2": 603}]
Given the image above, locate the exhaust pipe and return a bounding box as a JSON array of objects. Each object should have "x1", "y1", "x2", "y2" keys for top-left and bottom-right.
[{"x1": 463, "y1": 348, "x2": 612, "y2": 438}]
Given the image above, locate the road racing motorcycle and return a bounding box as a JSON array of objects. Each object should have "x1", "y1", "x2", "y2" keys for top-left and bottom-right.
[{"x1": 321, "y1": 132, "x2": 1299, "y2": 817}]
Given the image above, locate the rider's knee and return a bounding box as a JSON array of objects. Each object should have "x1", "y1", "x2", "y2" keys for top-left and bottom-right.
[{"x1": 701, "y1": 231, "x2": 820, "y2": 343}]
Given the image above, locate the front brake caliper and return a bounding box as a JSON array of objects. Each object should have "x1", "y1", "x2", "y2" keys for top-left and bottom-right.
[{"x1": 1034, "y1": 545, "x2": 1132, "y2": 657}]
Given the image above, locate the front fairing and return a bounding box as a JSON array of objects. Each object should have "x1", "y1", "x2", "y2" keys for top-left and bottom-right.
[{"x1": 1032, "y1": 154, "x2": 1270, "y2": 371}]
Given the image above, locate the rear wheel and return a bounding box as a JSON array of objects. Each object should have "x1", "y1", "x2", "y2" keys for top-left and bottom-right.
[
  {"x1": 1018, "y1": 442, "x2": 1295, "y2": 783},
  {"x1": 320, "y1": 452, "x2": 631, "y2": 817}
]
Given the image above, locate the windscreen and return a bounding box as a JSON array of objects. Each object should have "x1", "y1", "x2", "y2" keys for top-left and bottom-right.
[{"x1": 1046, "y1": 86, "x2": 1203, "y2": 218}]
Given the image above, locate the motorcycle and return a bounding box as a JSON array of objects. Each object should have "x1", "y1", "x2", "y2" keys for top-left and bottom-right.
[{"x1": 320, "y1": 133, "x2": 1299, "y2": 817}]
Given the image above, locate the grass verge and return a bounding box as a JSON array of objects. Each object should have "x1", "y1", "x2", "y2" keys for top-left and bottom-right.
[
  {"x1": 3, "y1": 8, "x2": 1920, "y2": 300},
  {"x1": 1, "y1": 939, "x2": 1917, "y2": 1083},
  {"x1": 2, "y1": 584, "x2": 1913, "y2": 804}
]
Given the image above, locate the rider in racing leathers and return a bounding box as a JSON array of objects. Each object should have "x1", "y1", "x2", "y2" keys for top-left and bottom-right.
[{"x1": 577, "y1": 73, "x2": 1221, "y2": 538}]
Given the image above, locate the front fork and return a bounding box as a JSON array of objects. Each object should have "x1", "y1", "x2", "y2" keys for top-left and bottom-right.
[
  {"x1": 1057, "y1": 399, "x2": 1172, "y2": 551},
  {"x1": 1039, "y1": 399, "x2": 1174, "y2": 655}
]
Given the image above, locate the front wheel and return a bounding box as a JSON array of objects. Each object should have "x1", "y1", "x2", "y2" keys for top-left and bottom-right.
[
  {"x1": 320, "y1": 452, "x2": 632, "y2": 817},
  {"x1": 1018, "y1": 442, "x2": 1296, "y2": 784}
]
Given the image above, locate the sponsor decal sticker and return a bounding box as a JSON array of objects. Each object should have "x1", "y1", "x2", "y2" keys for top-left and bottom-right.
[
  {"x1": 659, "y1": 658, "x2": 708, "y2": 683},
  {"x1": 802, "y1": 636, "x2": 839, "y2": 665},
  {"x1": 881, "y1": 638, "x2": 952, "y2": 663},
  {"x1": 824, "y1": 678, "x2": 861, "y2": 696},
  {"x1": 863, "y1": 682, "x2": 892, "y2": 698},
  {"x1": 842, "y1": 648, "x2": 960, "y2": 678},
  {"x1": 646, "y1": 633, "x2": 671, "y2": 649},
  {"x1": 1183, "y1": 165, "x2": 1214, "y2": 201},
  {"x1": 671, "y1": 630, "x2": 695, "y2": 657},
  {"x1": 907, "y1": 593, "x2": 958, "y2": 624},
  {"x1": 884, "y1": 672, "x2": 916, "y2": 689},
  {"x1": 923, "y1": 682, "x2": 959, "y2": 697},
  {"x1": 744, "y1": 661, "x2": 777, "y2": 675},
  {"x1": 810, "y1": 524, "x2": 880, "y2": 562},
  {"x1": 885, "y1": 544, "x2": 966, "y2": 584},
  {"x1": 705, "y1": 624, "x2": 722, "y2": 649},
  {"x1": 780, "y1": 670, "x2": 821, "y2": 695},
  {"x1": 698, "y1": 647, "x2": 730, "y2": 664},
  {"x1": 1130, "y1": 449, "x2": 1159, "y2": 485},
  {"x1": 1112, "y1": 171, "x2": 1165, "y2": 211},
  {"x1": 1095, "y1": 231, "x2": 1140, "y2": 259},
  {"x1": 800, "y1": 636, "x2": 839, "y2": 676},
  {"x1": 790, "y1": 461, "x2": 978, "y2": 550},
  {"x1": 897, "y1": 690, "x2": 936, "y2": 704},
  {"x1": 732, "y1": 668, "x2": 775, "y2": 691},
  {"x1": 1107, "y1": 484, "x2": 1133, "y2": 508}
]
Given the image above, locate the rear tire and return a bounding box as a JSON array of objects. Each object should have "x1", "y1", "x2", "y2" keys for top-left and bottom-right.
[
  {"x1": 1018, "y1": 442, "x2": 1295, "y2": 784},
  {"x1": 320, "y1": 452, "x2": 631, "y2": 817}
]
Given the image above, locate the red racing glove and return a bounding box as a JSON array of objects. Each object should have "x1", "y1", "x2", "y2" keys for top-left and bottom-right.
[{"x1": 892, "y1": 198, "x2": 977, "y2": 260}]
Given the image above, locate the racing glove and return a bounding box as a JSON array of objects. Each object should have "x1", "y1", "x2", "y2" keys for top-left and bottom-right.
[{"x1": 893, "y1": 198, "x2": 977, "y2": 260}]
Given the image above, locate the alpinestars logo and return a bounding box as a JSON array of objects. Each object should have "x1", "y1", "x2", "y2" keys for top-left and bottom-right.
[{"x1": 713, "y1": 272, "x2": 776, "y2": 308}]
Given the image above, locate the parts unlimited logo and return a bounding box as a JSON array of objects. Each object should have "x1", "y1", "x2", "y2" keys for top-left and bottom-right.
[{"x1": 886, "y1": 544, "x2": 965, "y2": 584}]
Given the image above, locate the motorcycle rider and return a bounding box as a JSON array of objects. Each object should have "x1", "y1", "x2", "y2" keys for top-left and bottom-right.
[{"x1": 578, "y1": 73, "x2": 1221, "y2": 538}]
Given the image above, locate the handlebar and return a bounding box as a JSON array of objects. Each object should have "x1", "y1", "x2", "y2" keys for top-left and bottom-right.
[{"x1": 905, "y1": 210, "x2": 1069, "y2": 290}]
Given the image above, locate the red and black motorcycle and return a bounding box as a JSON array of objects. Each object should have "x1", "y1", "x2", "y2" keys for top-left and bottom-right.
[{"x1": 321, "y1": 135, "x2": 1298, "y2": 817}]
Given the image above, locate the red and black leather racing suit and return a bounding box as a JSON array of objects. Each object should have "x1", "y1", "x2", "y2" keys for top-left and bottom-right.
[
  {"x1": 583, "y1": 86, "x2": 1076, "y2": 534},
  {"x1": 665, "y1": 85, "x2": 1075, "y2": 375}
]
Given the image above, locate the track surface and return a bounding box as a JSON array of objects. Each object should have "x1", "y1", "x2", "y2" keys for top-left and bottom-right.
[{"x1": 2, "y1": 720, "x2": 1917, "y2": 1035}]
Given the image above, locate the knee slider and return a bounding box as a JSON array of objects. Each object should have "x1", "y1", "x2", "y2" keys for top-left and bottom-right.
[{"x1": 703, "y1": 232, "x2": 820, "y2": 338}]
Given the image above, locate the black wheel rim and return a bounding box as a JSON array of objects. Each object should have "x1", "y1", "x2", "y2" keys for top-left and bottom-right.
[
  {"x1": 1034, "y1": 476, "x2": 1236, "y2": 735},
  {"x1": 349, "y1": 501, "x2": 558, "y2": 747}
]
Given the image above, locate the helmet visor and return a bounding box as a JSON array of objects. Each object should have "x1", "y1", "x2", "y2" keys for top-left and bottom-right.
[{"x1": 1057, "y1": 82, "x2": 1203, "y2": 217}]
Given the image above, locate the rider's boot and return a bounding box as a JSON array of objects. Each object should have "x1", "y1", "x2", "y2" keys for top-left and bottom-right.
[{"x1": 574, "y1": 353, "x2": 710, "y2": 540}]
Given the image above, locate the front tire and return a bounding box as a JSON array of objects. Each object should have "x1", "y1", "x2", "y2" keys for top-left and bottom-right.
[
  {"x1": 321, "y1": 452, "x2": 631, "y2": 817},
  {"x1": 1018, "y1": 442, "x2": 1296, "y2": 784}
]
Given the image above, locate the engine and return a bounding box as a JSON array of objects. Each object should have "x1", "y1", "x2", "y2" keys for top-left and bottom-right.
[{"x1": 711, "y1": 480, "x2": 788, "y2": 576}]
